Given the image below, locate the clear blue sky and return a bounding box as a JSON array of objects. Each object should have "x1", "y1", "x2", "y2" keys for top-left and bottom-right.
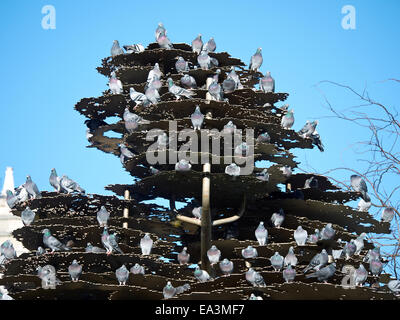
[{"x1": 0, "y1": 0, "x2": 399, "y2": 210}]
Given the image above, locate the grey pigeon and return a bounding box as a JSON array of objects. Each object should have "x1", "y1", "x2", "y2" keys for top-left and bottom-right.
[
  {"x1": 194, "y1": 267, "x2": 210, "y2": 282},
  {"x1": 281, "y1": 109, "x2": 295, "y2": 129},
  {"x1": 294, "y1": 226, "x2": 308, "y2": 246},
  {"x1": 0, "y1": 241, "x2": 16, "y2": 260},
  {"x1": 256, "y1": 169, "x2": 269, "y2": 182},
  {"x1": 5, "y1": 190, "x2": 19, "y2": 209},
  {"x1": 279, "y1": 165, "x2": 292, "y2": 178},
  {"x1": 21, "y1": 206, "x2": 35, "y2": 226},
  {"x1": 36, "y1": 246, "x2": 45, "y2": 256},
  {"x1": 304, "y1": 176, "x2": 318, "y2": 189},
  {"x1": 222, "y1": 121, "x2": 237, "y2": 134},
  {"x1": 129, "y1": 88, "x2": 150, "y2": 107},
  {"x1": 388, "y1": 280, "x2": 400, "y2": 293},
  {"x1": 354, "y1": 233, "x2": 367, "y2": 255},
  {"x1": 85, "y1": 242, "x2": 106, "y2": 253},
  {"x1": 24, "y1": 175, "x2": 41, "y2": 199},
  {"x1": 363, "y1": 247, "x2": 381, "y2": 263},
  {"x1": 208, "y1": 71, "x2": 224, "y2": 101},
  {"x1": 381, "y1": 207, "x2": 395, "y2": 223},
  {"x1": 192, "y1": 206, "x2": 202, "y2": 219},
  {"x1": 298, "y1": 120, "x2": 318, "y2": 139},
  {"x1": 350, "y1": 175, "x2": 370, "y2": 202},
  {"x1": 207, "y1": 245, "x2": 221, "y2": 264},
  {"x1": 155, "y1": 22, "x2": 166, "y2": 41},
  {"x1": 203, "y1": 37, "x2": 216, "y2": 53},
  {"x1": 140, "y1": 233, "x2": 153, "y2": 255},
  {"x1": 168, "y1": 78, "x2": 196, "y2": 100},
  {"x1": 353, "y1": 264, "x2": 368, "y2": 286},
  {"x1": 116, "y1": 265, "x2": 129, "y2": 285},
  {"x1": 181, "y1": 74, "x2": 197, "y2": 89},
  {"x1": 369, "y1": 258, "x2": 383, "y2": 277},
  {"x1": 109, "y1": 71, "x2": 123, "y2": 94},
  {"x1": 42, "y1": 229, "x2": 70, "y2": 252},
  {"x1": 147, "y1": 63, "x2": 163, "y2": 84},
  {"x1": 256, "y1": 132, "x2": 271, "y2": 143},
  {"x1": 271, "y1": 209, "x2": 285, "y2": 228},
  {"x1": 219, "y1": 258, "x2": 234, "y2": 275},
  {"x1": 111, "y1": 40, "x2": 124, "y2": 56},
  {"x1": 284, "y1": 247, "x2": 298, "y2": 267},
  {"x1": 101, "y1": 227, "x2": 113, "y2": 254},
  {"x1": 305, "y1": 263, "x2": 336, "y2": 282},
  {"x1": 242, "y1": 245, "x2": 258, "y2": 259},
  {"x1": 191, "y1": 34, "x2": 203, "y2": 54},
  {"x1": 60, "y1": 175, "x2": 85, "y2": 194},
  {"x1": 119, "y1": 143, "x2": 134, "y2": 164},
  {"x1": 307, "y1": 229, "x2": 320, "y2": 244},
  {"x1": 270, "y1": 252, "x2": 284, "y2": 271},
  {"x1": 259, "y1": 71, "x2": 275, "y2": 93},
  {"x1": 123, "y1": 43, "x2": 145, "y2": 53},
  {"x1": 157, "y1": 30, "x2": 173, "y2": 49},
  {"x1": 303, "y1": 249, "x2": 329, "y2": 273},
  {"x1": 175, "y1": 159, "x2": 192, "y2": 171},
  {"x1": 191, "y1": 106, "x2": 204, "y2": 130},
  {"x1": 145, "y1": 84, "x2": 161, "y2": 105},
  {"x1": 37, "y1": 265, "x2": 59, "y2": 289},
  {"x1": 283, "y1": 264, "x2": 296, "y2": 283},
  {"x1": 255, "y1": 221, "x2": 268, "y2": 245},
  {"x1": 342, "y1": 240, "x2": 357, "y2": 260},
  {"x1": 253, "y1": 271, "x2": 266, "y2": 287},
  {"x1": 234, "y1": 142, "x2": 249, "y2": 157},
  {"x1": 109, "y1": 233, "x2": 123, "y2": 254},
  {"x1": 130, "y1": 263, "x2": 145, "y2": 275},
  {"x1": 123, "y1": 107, "x2": 148, "y2": 133},
  {"x1": 311, "y1": 130, "x2": 324, "y2": 152},
  {"x1": 197, "y1": 51, "x2": 212, "y2": 70},
  {"x1": 357, "y1": 198, "x2": 371, "y2": 212},
  {"x1": 16, "y1": 185, "x2": 29, "y2": 203},
  {"x1": 96, "y1": 205, "x2": 110, "y2": 227},
  {"x1": 320, "y1": 223, "x2": 335, "y2": 240},
  {"x1": 175, "y1": 56, "x2": 189, "y2": 73},
  {"x1": 249, "y1": 293, "x2": 263, "y2": 300},
  {"x1": 227, "y1": 67, "x2": 242, "y2": 89},
  {"x1": 177, "y1": 247, "x2": 190, "y2": 265},
  {"x1": 222, "y1": 76, "x2": 236, "y2": 93},
  {"x1": 245, "y1": 268, "x2": 257, "y2": 284},
  {"x1": 249, "y1": 48, "x2": 263, "y2": 71},
  {"x1": 68, "y1": 260, "x2": 82, "y2": 282},
  {"x1": 49, "y1": 168, "x2": 62, "y2": 192},
  {"x1": 225, "y1": 163, "x2": 240, "y2": 176},
  {"x1": 163, "y1": 281, "x2": 177, "y2": 299}
]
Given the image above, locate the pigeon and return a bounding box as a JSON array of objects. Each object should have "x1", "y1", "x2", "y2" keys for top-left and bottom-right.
[
  {"x1": 388, "y1": 280, "x2": 400, "y2": 293},
  {"x1": 225, "y1": 163, "x2": 240, "y2": 176},
  {"x1": 354, "y1": 233, "x2": 367, "y2": 255},
  {"x1": 357, "y1": 198, "x2": 371, "y2": 212},
  {"x1": 279, "y1": 166, "x2": 292, "y2": 178},
  {"x1": 155, "y1": 22, "x2": 166, "y2": 41},
  {"x1": 253, "y1": 271, "x2": 266, "y2": 287},
  {"x1": 219, "y1": 258, "x2": 234, "y2": 275},
  {"x1": 167, "y1": 78, "x2": 196, "y2": 100},
  {"x1": 123, "y1": 43, "x2": 145, "y2": 53},
  {"x1": 364, "y1": 247, "x2": 381, "y2": 263},
  {"x1": 242, "y1": 246, "x2": 258, "y2": 259},
  {"x1": 156, "y1": 29, "x2": 173, "y2": 49},
  {"x1": 163, "y1": 281, "x2": 177, "y2": 299},
  {"x1": 284, "y1": 247, "x2": 298, "y2": 267},
  {"x1": 303, "y1": 249, "x2": 329, "y2": 273},
  {"x1": 332, "y1": 249, "x2": 343, "y2": 260},
  {"x1": 222, "y1": 121, "x2": 237, "y2": 134},
  {"x1": 304, "y1": 176, "x2": 318, "y2": 189},
  {"x1": 96, "y1": 206, "x2": 110, "y2": 227},
  {"x1": 42, "y1": 229, "x2": 70, "y2": 252},
  {"x1": 116, "y1": 265, "x2": 129, "y2": 285},
  {"x1": 208, "y1": 71, "x2": 224, "y2": 101},
  {"x1": 130, "y1": 263, "x2": 145, "y2": 275},
  {"x1": 207, "y1": 245, "x2": 221, "y2": 264},
  {"x1": 21, "y1": 207, "x2": 35, "y2": 226},
  {"x1": 283, "y1": 264, "x2": 296, "y2": 283},
  {"x1": 101, "y1": 227, "x2": 113, "y2": 254},
  {"x1": 191, "y1": 106, "x2": 204, "y2": 130},
  {"x1": 281, "y1": 109, "x2": 295, "y2": 129},
  {"x1": 68, "y1": 260, "x2": 82, "y2": 282},
  {"x1": 249, "y1": 293, "x2": 263, "y2": 300},
  {"x1": 256, "y1": 169, "x2": 269, "y2": 182},
  {"x1": 24, "y1": 175, "x2": 41, "y2": 199},
  {"x1": 271, "y1": 209, "x2": 285, "y2": 228},
  {"x1": 60, "y1": 175, "x2": 85, "y2": 194},
  {"x1": 36, "y1": 246, "x2": 45, "y2": 256},
  {"x1": 149, "y1": 166, "x2": 160, "y2": 175},
  {"x1": 197, "y1": 51, "x2": 212, "y2": 70},
  {"x1": 147, "y1": 63, "x2": 163, "y2": 83},
  {"x1": 0, "y1": 289, "x2": 13, "y2": 300},
  {"x1": 119, "y1": 143, "x2": 135, "y2": 164},
  {"x1": 109, "y1": 71, "x2": 123, "y2": 94},
  {"x1": 175, "y1": 56, "x2": 189, "y2": 73},
  {"x1": 194, "y1": 267, "x2": 210, "y2": 282},
  {"x1": 306, "y1": 263, "x2": 336, "y2": 282},
  {"x1": 84, "y1": 118, "x2": 108, "y2": 134},
  {"x1": 0, "y1": 241, "x2": 16, "y2": 260},
  {"x1": 192, "y1": 34, "x2": 203, "y2": 54},
  {"x1": 107, "y1": 232, "x2": 123, "y2": 254},
  {"x1": 369, "y1": 258, "x2": 383, "y2": 277},
  {"x1": 353, "y1": 264, "x2": 368, "y2": 286},
  {"x1": 140, "y1": 233, "x2": 153, "y2": 255},
  {"x1": 255, "y1": 221, "x2": 268, "y2": 245},
  {"x1": 175, "y1": 159, "x2": 192, "y2": 171},
  {"x1": 49, "y1": 168, "x2": 62, "y2": 192},
  {"x1": 249, "y1": 48, "x2": 263, "y2": 71},
  {"x1": 311, "y1": 130, "x2": 324, "y2": 152},
  {"x1": 222, "y1": 76, "x2": 236, "y2": 93},
  {"x1": 320, "y1": 223, "x2": 335, "y2": 240},
  {"x1": 145, "y1": 85, "x2": 161, "y2": 105},
  {"x1": 307, "y1": 229, "x2": 320, "y2": 244},
  {"x1": 298, "y1": 120, "x2": 318, "y2": 139},
  {"x1": 270, "y1": 252, "x2": 284, "y2": 271},
  {"x1": 85, "y1": 242, "x2": 106, "y2": 253},
  {"x1": 192, "y1": 206, "x2": 202, "y2": 219},
  {"x1": 227, "y1": 67, "x2": 243, "y2": 89},
  {"x1": 111, "y1": 40, "x2": 124, "y2": 56},
  {"x1": 259, "y1": 71, "x2": 275, "y2": 93},
  {"x1": 294, "y1": 226, "x2": 308, "y2": 246},
  {"x1": 181, "y1": 74, "x2": 197, "y2": 89},
  {"x1": 123, "y1": 108, "x2": 148, "y2": 133},
  {"x1": 381, "y1": 207, "x2": 395, "y2": 223},
  {"x1": 256, "y1": 132, "x2": 271, "y2": 143},
  {"x1": 342, "y1": 240, "x2": 357, "y2": 260},
  {"x1": 203, "y1": 37, "x2": 216, "y2": 53},
  {"x1": 129, "y1": 88, "x2": 150, "y2": 107},
  {"x1": 350, "y1": 175, "x2": 370, "y2": 202},
  {"x1": 234, "y1": 142, "x2": 249, "y2": 157},
  {"x1": 5, "y1": 190, "x2": 19, "y2": 209},
  {"x1": 37, "y1": 265, "x2": 59, "y2": 289},
  {"x1": 177, "y1": 247, "x2": 190, "y2": 265},
  {"x1": 245, "y1": 268, "x2": 257, "y2": 284}
]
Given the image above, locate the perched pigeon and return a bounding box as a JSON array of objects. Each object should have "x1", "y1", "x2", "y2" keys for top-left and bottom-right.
[
  {"x1": 129, "y1": 88, "x2": 150, "y2": 107},
  {"x1": 145, "y1": 85, "x2": 161, "y2": 105},
  {"x1": 222, "y1": 76, "x2": 236, "y2": 93},
  {"x1": 155, "y1": 22, "x2": 166, "y2": 41},
  {"x1": 256, "y1": 169, "x2": 269, "y2": 182},
  {"x1": 21, "y1": 207, "x2": 35, "y2": 226},
  {"x1": 256, "y1": 132, "x2": 271, "y2": 144},
  {"x1": 354, "y1": 233, "x2": 367, "y2": 255},
  {"x1": 42, "y1": 229, "x2": 70, "y2": 252},
  {"x1": 140, "y1": 233, "x2": 153, "y2": 255},
  {"x1": 191, "y1": 34, "x2": 203, "y2": 54},
  {"x1": 350, "y1": 175, "x2": 370, "y2": 202},
  {"x1": 119, "y1": 143, "x2": 135, "y2": 164},
  {"x1": 369, "y1": 258, "x2": 383, "y2": 277},
  {"x1": 364, "y1": 247, "x2": 381, "y2": 263},
  {"x1": 357, "y1": 198, "x2": 371, "y2": 212},
  {"x1": 194, "y1": 267, "x2": 210, "y2": 282},
  {"x1": 0, "y1": 289, "x2": 13, "y2": 300},
  {"x1": 203, "y1": 37, "x2": 216, "y2": 53},
  {"x1": 249, "y1": 48, "x2": 263, "y2": 71},
  {"x1": 270, "y1": 252, "x2": 284, "y2": 271},
  {"x1": 0, "y1": 241, "x2": 16, "y2": 260},
  {"x1": 24, "y1": 175, "x2": 41, "y2": 199},
  {"x1": 5, "y1": 190, "x2": 19, "y2": 209},
  {"x1": 116, "y1": 265, "x2": 129, "y2": 285},
  {"x1": 86, "y1": 242, "x2": 106, "y2": 253},
  {"x1": 37, "y1": 265, "x2": 59, "y2": 289},
  {"x1": 15, "y1": 185, "x2": 29, "y2": 203},
  {"x1": 303, "y1": 249, "x2": 329, "y2": 273},
  {"x1": 49, "y1": 168, "x2": 62, "y2": 192},
  {"x1": 298, "y1": 120, "x2": 318, "y2": 139},
  {"x1": 208, "y1": 71, "x2": 224, "y2": 101},
  {"x1": 311, "y1": 130, "x2": 324, "y2": 152},
  {"x1": 307, "y1": 229, "x2": 320, "y2": 244},
  {"x1": 227, "y1": 67, "x2": 243, "y2": 89},
  {"x1": 283, "y1": 264, "x2": 296, "y2": 283},
  {"x1": 175, "y1": 56, "x2": 189, "y2": 73},
  {"x1": 192, "y1": 206, "x2": 202, "y2": 219},
  {"x1": 175, "y1": 159, "x2": 192, "y2": 171},
  {"x1": 68, "y1": 260, "x2": 82, "y2": 282},
  {"x1": 388, "y1": 280, "x2": 400, "y2": 293},
  {"x1": 381, "y1": 207, "x2": 395, "y2": 223},
  {"x1": 149, "y1": 166, "x2": 160, "y2": 175},
  {"x1": 123, "y1": 43, "x2": 145, "y2": 53},
  {"x1": 163, "y1": 281, "x2": 177, "y2": 299},
  {"x1": 255, "y1": 221, "x2": 268, "y2": 245},
  {"x1": 191, "y1": 106, "x2": 204, "y2": 130},
  {"x1": 207, "y1": 245, "x2": 221, "y2": 265},
  {"x1": 234, "y1": 142, "x2": 250, "y2": 157},
  {"x1": 60, "y1": 175, "x2": 85, "y2": 194},
  {"x1": 225, "y1": 163, "x2": 240, "y2": 176},
  {"x1": 320, "y1": 223, "x2": 335, "y2": 240},
  {"x1": 294, "y1": 226, "x2": 308, "y2": 246},
  {"x1": 332, "y1": 249, "x2": 343, "y2": 260},
  {"x1": 219, "y1": 258, "x2": 234, "y2": 275},
  {"x1": 167, "y1": 78, "x2": 196, "y2": 100},
  {"x1": 284, "y1": 247, "x2": 298, "y2": 267},
  {"x1": 304, "y1": 176, "x2": 318, "y2": 189},
  {"x1": 96, "y1": 206, "x2": 110, "y2": 227},
  {"x1": 222, "y1": 121, "x2": 237, "y2": 134},
  {"x1": 353, "y1": 264, "x2": 368, "y2": 286},
  {"x1": 271, "y1": 209, "x2": 285, "y2": 228},
  {"x1": 249, "y1": 293, "x2": 263, "y2": 300},
  {"x1": 177, "y1": 247, "x2": 190, "y2": 265},
  {"x1": 342, "y1": 240, "x2": 357, "y2": 260},
  {"x1": 111, "y1": 40, "x2": 124, "y2": 56},
  {"x1": 305, "y1": 263, "x2": 336, "y2": 282},
  {"x1": 157, "y1": 31, "x2": 173, "y2": 49},
  {"x1": 101, "y1": 227, "x2": 113, "y2": 254},
  {"x1": 109, "y1": 71, "x2": 123, "y2": 94},
  {"x1": 181, "y1": 74, "x2": 197, "y2": 89},
  {"x1": 36, "y1": 246, "x2": 45, "y2": 256},
  {"x1": 197, "y1": 51, "x2": 212, "y2": 70},
  {"x1": 253, "y1": 271, "x2": 266, "y2": 287},
  {"x1": 259, "y1": 71, "x2": 275, "y2": 93},
  {"x1": 242, "y1": 246, "x2": 258, "y2": 259},
  {"x1": 279, "y1": 166, "x2": 292, "y2": 178},
  {"x1": 245, "y1": 268, "x2": 257, "y2": 284},
  {"x1": 281, "y1": 109, "x2": 295, "y2": 129},
  {"x1": 130, "y1": 263, "x2": 145, "y2": 275},
  {"x1": 123, "y1": 108, "x2": 148, "y2": 133}
]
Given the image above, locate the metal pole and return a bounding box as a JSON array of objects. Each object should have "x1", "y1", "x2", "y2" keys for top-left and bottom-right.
[
  {"x1": 201, "y1": 162, "x2": 212, "y2": 273},
  {"x1": 123, "y1": 189, "x2": 130, "y2": 229}
]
